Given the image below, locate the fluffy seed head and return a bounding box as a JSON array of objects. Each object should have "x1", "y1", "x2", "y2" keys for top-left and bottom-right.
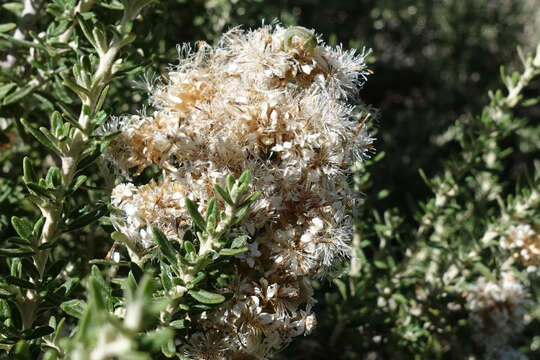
[{"x1": 105, "y1": 23, "x2": 372, "y2": 358}]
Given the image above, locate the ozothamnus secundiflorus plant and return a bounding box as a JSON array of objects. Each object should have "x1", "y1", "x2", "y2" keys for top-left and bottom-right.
[
  {"x1": 1, "y1": 2, "x2": 538, "y2": 359},
  {"x1": 315, "y1": 43, "x2": 540, "y2": 359},
  {"x1": 102, "y1": 23, "x2": 372, "y2": 358}
]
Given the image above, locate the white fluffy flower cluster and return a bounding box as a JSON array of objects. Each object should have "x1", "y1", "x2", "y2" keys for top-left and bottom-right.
[
  {"x1": 466, "y1": 272, "x2": 530, "y2": 357},
  {"x1": 105, "y1": 24, "x2": 372, "y2": 358},
  {"x1": 500, "y1": 224, "x2": 540, "y2": 270}
]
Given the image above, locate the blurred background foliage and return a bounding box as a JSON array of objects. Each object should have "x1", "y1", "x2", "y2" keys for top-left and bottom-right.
[{"x1": 1, "y1": 0, "x2": 539, "y2": 358}]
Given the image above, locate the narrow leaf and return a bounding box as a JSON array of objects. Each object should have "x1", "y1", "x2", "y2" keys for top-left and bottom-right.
[
  {"x1": 160, "y1": 263, "x2": 173, "y2": 291},
  {"x1": 188, "y1": 289, "x2": 225, "y2": 305},
  {"x1": 238, "y1": 170, "x2": 251, "y2": 186},
  {"x1": 226, "y1": 174, "x2": 235, "y2": 192},
  {"x1": 50, "y1": 111, "x2": 62, "y2": 135},
  {"x1": 75, "y1": 14, "x2": 97, "y2": 49},
  {"x1": 152, "y1": 227, "x2": 177, "y2": 265},
  {"x1": 169, "y1": 319, "x2": 186, "y2": 329},
  {"x1": 95, "y1": 84, "x2": 109, "y2": 113},
  {"x1": 0, "y1": 23, "x2": 16, "y2": 33},
  {"x1": 205, "y1": 198, "x2": 217, "y2": 222},
  {"x1": 213, "y1": 184, "x2": 233, "y2": 205},
  {"x1": 240, "y1": 191, "x2": 261, "y2": 207},
  {"x1": 77, "y1": 147, "x2": 101, "y2": 171},
  {"x1": 0, "y1": 83, "x2": 16, "y2": 100},
  {"x1": 234, "y1": 202, "x2": 253, "y2": 224},
  {"x1": 0, "y1": 33, "x2": 46, "y2": 49},
  {"x1": 230, "y1": 235, "x2": 248, "y2": 249},
  {"x1": 219, "y1": 247, "x2": 248, "y2": 256},
  {"x1": 3, "y1": 84, "x2": 34, "y2": 105},
  {"x1": 183, "y1": 241, "x2": 196, "y2": 255},
  {"x1": 45, "y1": 167, "x2": 62, "y2": 188},
  {"x1": 67, "y1": 175, "x2": 87, "y2": 195},
  {"x1": 60, "y1": 299, "x2": 86, "y2": 319},
  {"x1": 185, "y1": 198, "x2": 206, "y2": 232},
  {"x1": 62, "y1": 78, "x2": 89, "y2": 99},
  {"x1": 186, "y1": 272, "x2": 206, "y2": 288},
  {"x1": 0, "y1": 248, "x2": 34, "y2": 257},
  {"x1": 474, "y1": 263, "x2": 495, "y2": 281},
  {"x1": 65, "y1": 204, "x2": 108, "y2": 231},
  {"x1": 22, "y1": 157, "x2": 36, "y2": 183},
  {"x1": 26, "y1": 182, "x2": 53, "y2": 199},
  {"x1": 21, "y1": 119, "x2": 61, "y2": 154}
]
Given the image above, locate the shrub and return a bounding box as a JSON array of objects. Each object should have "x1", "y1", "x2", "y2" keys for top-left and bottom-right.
[{"x1": 0, "y1": 1, "x2": 539, "y2": 359}]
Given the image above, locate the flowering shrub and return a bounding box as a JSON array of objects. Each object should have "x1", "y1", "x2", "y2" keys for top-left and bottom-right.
[
  {"x1": 0, "y1": 1, "x2": 539, "y2": 360},
  {"x1": 288, "y1": 43, "x2": 540, "y2": 360},
  {"x1": 501, "y1": 224, "x2": 540, "y2": 268},
  {"x1": 103, "y1": 24, "x2": 371, "y2": 358}
]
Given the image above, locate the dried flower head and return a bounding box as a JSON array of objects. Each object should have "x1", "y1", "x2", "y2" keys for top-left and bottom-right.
[
  {"x1": 465, "y1": 272, "x2": 530, "y2": 351},
  {"x1": 105, "y1": 23, "x2": 372, "y2": 358}
]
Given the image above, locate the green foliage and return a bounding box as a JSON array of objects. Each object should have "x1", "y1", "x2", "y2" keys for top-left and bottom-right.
[
  {"x1": 283, "y1": 43, "x2": 540, "y2": 360},
  {"x1": 0, "y1": 0, "x2": 539, "y2": 359},
  {"x1": 56, "y1": 171, "x2": 259, "y2": 359},
  {"x1": 0, "y1": 0, "x2": 155, "y2": 356}
]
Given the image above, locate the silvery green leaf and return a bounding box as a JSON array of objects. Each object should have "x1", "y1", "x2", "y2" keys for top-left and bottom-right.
[
  {"x1": 95, "y1": 85, "x2": 109, "y2": 113},
  {"x1": 160, "y1": 263, "x2": 173, "y2": 291},
  {"x1": 65, "y1": 204, "x2": 108, "y2": 231},
  {"x1": 66, "y1": 175, "x2": 87, "y2": 195},
  {"x1": 0, "y1": 83, "x2": 16, "y2": 100},
  {"x1": 62, "y1": 78, "x2": 89, "y2": 100},
  {"x1": 205, "y1": 198, "x2": 218, "y2": 232},
  {"x1": 22, "y1": 157, "x2": 36, "y2": 184},
  {"x1": 234, "y1": 202, "x2": 252, "y2": 224},
  {"x1": 3, "y1": 84, "x2": 34, "y2": 105},
  {"x1": 26, "y1": 182, "x2": 54, "y2": 199},
  {"x1": 185, "y1": 198, "x2": 206, "y2": 232},
  {"x1": 230, "y1": 235, "x2": 248, "y2": 249},
  {"x1": 11, "y1": 217, "x2": 33, "y2": 240},
  {"x1": 0, "y1": 23, "x2": 16, "y2": 33},
  {"x1": 50, "y1": 111, "x2": 63, "y2": 137},
  {"x1": 186, "y1": 272, "x2": 205, "y2": 289},
  {"x1": 205, "y1": 197, "x2": 217, "y2": 222},
  {"x1": 0, "y1": 247, "x2": 34, "y2": 257},
  {"x1": 188, "y1": 289, "x2": 225, "y2": 304},
  {"x1": 76, "y1": 14, "x2": 97, "y2": 50},
  {"x1": 21, "y1": 119, "x2": 61, "y2": 154},
  {"x1": 474, "y1": 263, "x2": 495, "y2": 281},
  {"x1": 213, "y1": 184, "x2": 233, "y2": 205},
  {"x1": 240, "y1": 191, "x2": 261, "y2": 207},
  {"x1": 0, "y1": 33, "x2": 46, "y2": 49},
  {"x1": 238, "y1": 170, "x2": 251, "y2": 186},
  {"x1": 45, "y1": 167, "x2": 62, "y2": 188},
  {"x1": 183, "y1": 241, "x2": 196, "y2": 255},
  {"x1": 169, "y1": 319, "x2": 186, "y2": 329},
  {"x1": 219, "y1": 247, "x2": 248, "y2": 256},
  {"x1": 152, "y1": 227, "x2": 177, "y2": 265},
  {"x1": 32, "y1": 217, "x2": 45, "y2": 239},
  {"x1": 60, "y1": 299, "x2": 86, "y2": 319},
  {"x1": 226, "y1": 174, "x2": 235, "y2": 192}
]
